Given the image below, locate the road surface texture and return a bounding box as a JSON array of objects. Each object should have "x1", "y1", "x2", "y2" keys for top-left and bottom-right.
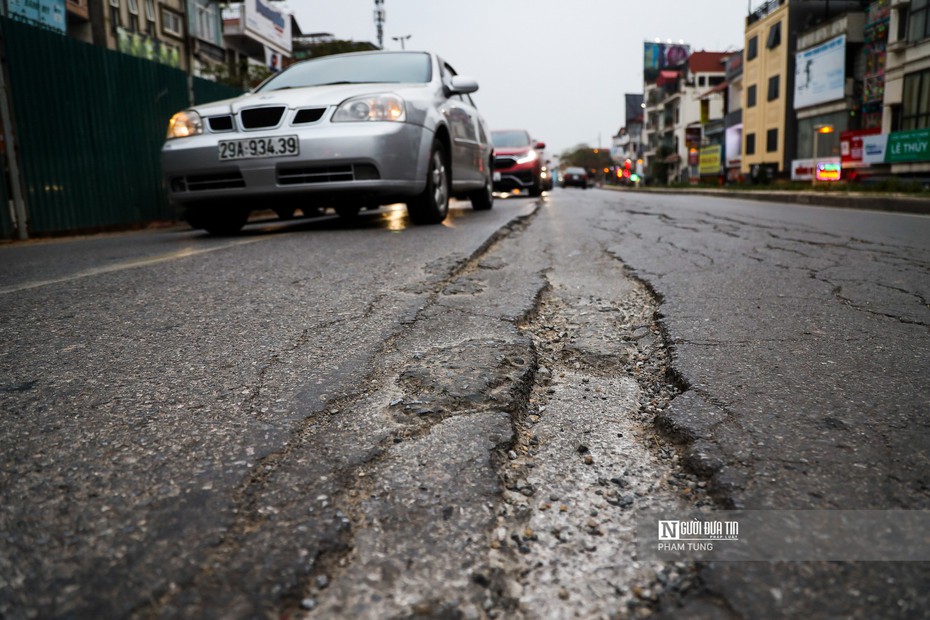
[{"x1": 1, "y1": 189, "x2": 928, "y2": 619}]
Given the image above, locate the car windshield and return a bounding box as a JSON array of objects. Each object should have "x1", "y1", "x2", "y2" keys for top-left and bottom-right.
[
  {"x1": 257, "y1": 52, "x2": 432, "y2": 92},
  {"x1": 566, "y1": 167, "x2": 586, "y2": 174},
  {"x1": 492, "y1": 131, "x2": 532, "y2": 148}
]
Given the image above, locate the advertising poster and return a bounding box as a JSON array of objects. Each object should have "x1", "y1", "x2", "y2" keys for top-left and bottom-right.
[
  {"x1": 840, "y1": 128, "x2": 881, "y2": 168},
  {"x1": 245, "y1": 0, "x2": 292, "y2": 54},
  {"x1": 699, "y1": 145, "x2": 722, "y2": 176},
  {"x1": 861, "y1": 133, "x2": 888, "y2": 165},
  {"x1": 794, "y1": 35, "x2": 846, "y2": 109},
  {"x1": 7, "y1": 0, "x2": 65, "y2": 33},
  {"x1": 644, "y1": 41, "x2": 690, "y2": 81}
]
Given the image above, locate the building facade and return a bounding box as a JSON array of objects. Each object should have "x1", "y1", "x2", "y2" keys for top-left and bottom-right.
[
  {"x1": 882, "y1": 0, "x2": 930, "y2": 177},
  {"x1": 742, "y1": 0, "x2": 870, "y2": 181}
]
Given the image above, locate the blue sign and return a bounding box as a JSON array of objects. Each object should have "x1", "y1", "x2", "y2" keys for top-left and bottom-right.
[{"x1": 7, "y1": 0, "x2": 66, "y2": 33}]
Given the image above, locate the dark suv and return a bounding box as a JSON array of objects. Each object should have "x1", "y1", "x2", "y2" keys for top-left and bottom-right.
[{"x1": 491, "y1": 130, "x2": 546, "y2": 196}]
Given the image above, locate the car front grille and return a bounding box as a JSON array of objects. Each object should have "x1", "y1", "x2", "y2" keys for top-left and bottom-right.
[
  {"x1": 293, "y1": 108, "x2": 327, "y2": 124},
  {"x1": 239, "y1": 106, "x2": 286, "y2": 129},
  {"x1": 174, "y1": 172, "x2": 246, "y2": 192},
  {"x1": 207, "y1": 115, "x2": 234, "y2": 132},
  {"x1": 494, "y1": 157, "x2": 518, "y2": 169},
  {"x1": 277, "y1": 164, "x2": 380, "y2": 185}
]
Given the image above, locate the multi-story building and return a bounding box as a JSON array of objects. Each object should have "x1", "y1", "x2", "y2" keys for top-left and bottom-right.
[
  {"x1": 742, "y1": 0, "x2": 868, "y2": 181},
  {"x1": 646, "y1": 51, "x2": 728, "y2": 184},
  {"x1": 793, "y1": 7, "x2": 872, "y2": 180},
  {"x1": 881, "y1": 0, "x2": 930, "y2": 177},
  {"x1": 723, "y1": 51, "x2": 744, "y2": 181},
  {"x1": 221, "y1": 0, "x2": 295, "y2": 80},
  {"x1": 41, "y1": 1, "x2": 298, "y2": 79}
]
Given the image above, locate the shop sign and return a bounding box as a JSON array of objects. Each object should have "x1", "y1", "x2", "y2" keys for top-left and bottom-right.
[
  {"x1": 840, "y1": 129, "x2": 881, "y2": 167},
  {"x1": 699, "y1": 145, "x2": 722, "y2": 175},
  {"x1": 886, "y1": 129, "x2": 930, "y2": 164},
  {"x1": 816, "y1": 162, "x2": 842, "y2": 181}
]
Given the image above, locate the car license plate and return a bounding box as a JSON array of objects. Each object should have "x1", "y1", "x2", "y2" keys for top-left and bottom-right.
[
  {"x1": 493, "y1": 172, "x2": 501, "y2": 182},
  {"x1": 218, "y1": 135, "x2": 299, "y2": 161}
]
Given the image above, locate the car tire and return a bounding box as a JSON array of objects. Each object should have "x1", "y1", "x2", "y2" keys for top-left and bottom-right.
[
  {"x1": 529, "y1": 175, "x2": 543, "y2": 197},
  {"x1": 407, "y1": 140, "x2": 450, "y2": 225},
  {"x1": 469, "y1": 166, "x2": 494, "y2": 211},
  {"x1": 186, "y1": 204, "x2": 249, "y2": 236}
]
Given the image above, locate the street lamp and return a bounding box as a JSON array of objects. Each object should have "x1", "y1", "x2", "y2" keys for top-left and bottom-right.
[
  {"x1": 812, "y1": 124, "x2": 834, "y2": 187},
  {"x1": 392, "y1": 34, "x2": 411, "y2": 49}
]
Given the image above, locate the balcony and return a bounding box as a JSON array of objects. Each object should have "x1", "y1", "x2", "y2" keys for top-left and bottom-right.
[{"x1": 747, "y1": 0, "x2": 785, "y2": 25}]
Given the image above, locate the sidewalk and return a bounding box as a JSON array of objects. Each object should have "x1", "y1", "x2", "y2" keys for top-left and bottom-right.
[{"x1": 602, "y1": 185, "x2": 930, "y2": 215}]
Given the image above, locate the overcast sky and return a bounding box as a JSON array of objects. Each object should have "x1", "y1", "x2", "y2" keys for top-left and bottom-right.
[{"x1": 280, "y1": 0, "x2": 749, "y2": 156}]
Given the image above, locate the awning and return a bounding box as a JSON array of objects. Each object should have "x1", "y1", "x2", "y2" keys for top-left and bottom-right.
[{"x1": 656, "y1": 70, "x2": 679, "y2": 86}]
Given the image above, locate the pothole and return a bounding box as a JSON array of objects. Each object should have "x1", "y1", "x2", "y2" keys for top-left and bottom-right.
[{"x1": 481, "y1": 276, "x2": 710, "y2": 618}]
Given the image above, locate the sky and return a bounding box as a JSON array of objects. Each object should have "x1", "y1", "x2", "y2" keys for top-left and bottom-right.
[{"x1": 279, "y1": 0, "x2": 750, "y2": 156}]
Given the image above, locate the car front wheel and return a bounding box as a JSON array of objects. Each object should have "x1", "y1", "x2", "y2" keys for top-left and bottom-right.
[
  {"x1": 469, "y1": 165, "x2": 494, "y2": 211},
  {"x1": 407, "y1": 140, "x2": 450, "y2": 225}
]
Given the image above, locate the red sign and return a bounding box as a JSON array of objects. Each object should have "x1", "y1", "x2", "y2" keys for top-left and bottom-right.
[{"x1": 841, "y1": 128, "x2": 881, "y2": 168}]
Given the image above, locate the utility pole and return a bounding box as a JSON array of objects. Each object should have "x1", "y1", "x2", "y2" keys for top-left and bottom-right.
[{"x1": 373, "y1": 0, "x2": 385, "y2": 49}]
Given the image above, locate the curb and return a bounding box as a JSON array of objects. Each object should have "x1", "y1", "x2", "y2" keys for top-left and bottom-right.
[{"x1": 600, "y1": 185, "x2": 930, "y2": 215}]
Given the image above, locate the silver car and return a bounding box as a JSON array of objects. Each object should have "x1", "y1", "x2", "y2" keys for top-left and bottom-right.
[{"x1": 161, "y1": 51, "x2": 495, "y2": 234}]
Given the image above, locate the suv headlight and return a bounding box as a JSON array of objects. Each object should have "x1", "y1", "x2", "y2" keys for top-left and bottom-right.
[
  {"x1": 516, "y1": 150, "x2": 539, "y2": 164},
  {"x1": 166, "y1": 110, "x2": 203, "y2": 139},
  {"x1": 333, "y1": 94, "x2": 406, "y2": 122}
]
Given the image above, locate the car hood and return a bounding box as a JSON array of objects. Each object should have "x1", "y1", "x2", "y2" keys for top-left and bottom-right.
[
  {"x1": 193, "y1": 83, "x2": 428, "y2": 115},
  {"x1": 494, "y1": 146, "x2": 533, "y2": 156}
]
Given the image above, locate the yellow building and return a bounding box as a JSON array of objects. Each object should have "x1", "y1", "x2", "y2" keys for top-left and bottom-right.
[
  {"x1": 742, "y1": 1, "x2": 790, "y2": 180},
  {"x1": 741, "y1": 1, "x2": 876, "y2": 181}
]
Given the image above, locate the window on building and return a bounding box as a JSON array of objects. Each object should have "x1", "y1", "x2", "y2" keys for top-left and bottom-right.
[
  {"x1": 162, "y1": 8, "x2": 183, "y2": 37},
  {"x1": 127, "y1": 0, "x2": 138, "y2": 30},
  {"x1": 902, "y1": 68, "x2": 930, "y2": 129},
  {"x1": 709, "y1": 76, "x2": 725, "y2": 86},
  {"x1": 198, "y1": 3, "x2": 217, "y2": 41},
  {"x1": 746, "y1": 132, "x2": 756, "y2": 155},
  {"x1": 767, "y1": 75, "x2": 780, "y2": 101},
  {"x1": 747, "y1": 36, "x2": 758, "y2": 60},
  {"x1": 909, "y1": 0, "x2": 930, "y2": 42},
  {"x1": 767, "y1": 22, "x2": 782, "y2": 48},
  {"x1": 766, "y1": 128, "x2": 778, "y2": 152},
  {"x1": 143, "y1": 0, "x2": 155, "y2": 33},
  {"x1": 747, "y1": 84, "x2": 757, "y2": 107},
  {"x1": 109, "y1": 0, "x2": 120, "y2": 32},
  {"x1": 698, "y1": 76, "x2": 706, "y2": 87}
]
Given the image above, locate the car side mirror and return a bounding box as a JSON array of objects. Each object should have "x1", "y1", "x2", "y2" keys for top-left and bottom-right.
[
  {"x1": 449, "y1": 76, "x2": 479, "y2": 95},
  {"x1": 535, "y1": 141, "x2": 546, "y2": 150}
]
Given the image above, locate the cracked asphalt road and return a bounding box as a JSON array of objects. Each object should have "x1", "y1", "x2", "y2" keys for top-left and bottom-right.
[{"x1": 1, "y1": 191, "x2": 928, "y2": 619}]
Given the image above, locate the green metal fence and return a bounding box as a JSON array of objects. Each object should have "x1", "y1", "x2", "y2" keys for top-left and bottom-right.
[{"x1": 0, "y1": 17, "x2": 242, "y2": 238}]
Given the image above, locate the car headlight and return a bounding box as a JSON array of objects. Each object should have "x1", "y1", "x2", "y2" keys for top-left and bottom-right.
[
  {"x1": 332, "y1": 94, "x2": 406, "y2": 122},
  {"x1": 166, "y1": 110, "x2": 203, "y2": 139},
  {"x1": 516, "y1": 150, "x2": 538, "y2": 164}
]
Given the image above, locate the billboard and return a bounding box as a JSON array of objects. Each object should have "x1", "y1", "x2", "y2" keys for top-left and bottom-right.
[
  {"x1": 840, "y1": 128, "x2": 881, "y2": 168},
  {"x1": 644, "y1": 41, "x2": 690, "y2": 81},
  {"x1": 245, "y1": 0, "x2": 292, "y2": 54},
  {"x1": 795, "y1": 35, "x2": 846, "y2": 109},
  {"x1": 6, "y1": 0, "x2": 65, "y2": 33}
]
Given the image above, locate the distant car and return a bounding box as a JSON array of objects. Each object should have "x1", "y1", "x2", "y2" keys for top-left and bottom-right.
[
  {"x1": 161, "y1": 51, "x2": 494, "y2": 234},
  {"x1": 562, "y1": 166, "x2": 588, "y2": 188},
  {"x1": 491, "y1": 130, "x2": 546, "y2": 196}
]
